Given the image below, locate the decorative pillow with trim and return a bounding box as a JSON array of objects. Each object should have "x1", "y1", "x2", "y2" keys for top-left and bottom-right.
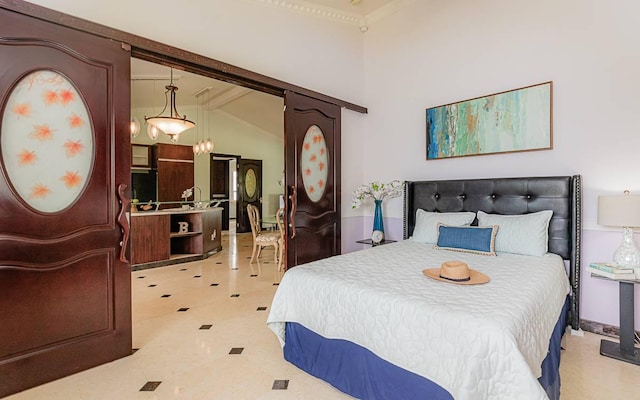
[
  {"x1": 411, "y1": 210, "x2": 476, "y2": 244},
  {"x1": 476, "y1": 210, "x2": 553, "y2": 256},
  {"x1": 435, "y1": 224, "x2": 498, "y2": 256}
]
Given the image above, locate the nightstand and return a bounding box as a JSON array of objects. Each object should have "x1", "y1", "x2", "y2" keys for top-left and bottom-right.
[
  {"x1": 592, "y1": 273, "x2": 640, "y2": 365},
  {"x1": 356, "y1": 239, "x2": 396, "y2": 247}
]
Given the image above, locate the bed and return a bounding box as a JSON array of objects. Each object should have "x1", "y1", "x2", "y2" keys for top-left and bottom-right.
[{"x1": 267, "y1": 175, "x2": 582, "y2": 400}]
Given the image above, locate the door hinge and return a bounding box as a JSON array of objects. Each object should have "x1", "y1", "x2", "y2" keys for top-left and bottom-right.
[{"x1": 121, "y1": 42, "x2": 131, "y2": 52}]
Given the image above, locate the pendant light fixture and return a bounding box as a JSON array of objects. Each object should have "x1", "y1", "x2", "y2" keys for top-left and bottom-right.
[
  {"x1": 144, "y1": 67, "x2": 195, "y2": 143},
  {"x1": 146, "y1": 80, "x2": 160, "y2": 141},
  {"x1": 192, "y1": 87, "x2": 214, "y2": 156}
]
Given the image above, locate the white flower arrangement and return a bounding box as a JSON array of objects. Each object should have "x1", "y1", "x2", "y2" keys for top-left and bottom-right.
[
  {"x1": 351, "y1": 180, "x2": 404, "y2": 209},
  {"x1": 181, "y1": 187, "x2": 193, "y2": 201}
]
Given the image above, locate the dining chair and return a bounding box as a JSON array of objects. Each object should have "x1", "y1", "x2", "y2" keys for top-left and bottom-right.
[{"x1": 247, "y1": 204, "x2": 280, "y2": 264}]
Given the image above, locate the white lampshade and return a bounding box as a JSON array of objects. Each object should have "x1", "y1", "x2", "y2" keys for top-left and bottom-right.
[
  {"x1": 146, "y1": 116, "x2": 194, "y2": 137},
  {"x1": 130, "y1": 117, "x2": 140, "y2": 138},
  {"x1": 147, "y1": 123, "x2": 160, "y2": 141},
  {"x1": 598, "y1": 190, "x2": 640, "y2": 271},
  {"x1": 598, "y1": 191, "x2": 640, "y2": 227}
]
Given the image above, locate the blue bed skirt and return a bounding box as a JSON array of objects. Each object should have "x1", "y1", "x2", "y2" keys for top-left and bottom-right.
[{"x1": 284, "y1": 297, "x2": 569, "y2": 400}]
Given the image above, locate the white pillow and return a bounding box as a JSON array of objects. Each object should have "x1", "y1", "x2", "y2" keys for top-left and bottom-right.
[
  {"x1": 411, "y1": 210, "x2": 476, "y2": 244},
  {"x1": 476, "y1": 210, "x2": 553, "y2": 256}
]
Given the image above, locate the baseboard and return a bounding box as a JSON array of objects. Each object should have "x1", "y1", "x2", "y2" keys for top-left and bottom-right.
[{"x1": 580, "y1": 319, "x2": 640, "y2": 344}]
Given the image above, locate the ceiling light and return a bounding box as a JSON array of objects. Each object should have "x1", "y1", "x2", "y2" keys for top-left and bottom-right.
[
  {"x1": 130, "y1": 116, "x2": 140, "y2": 138},
  {"x1": 145, "y1": 68, "x2": 195, "y2": 143}
]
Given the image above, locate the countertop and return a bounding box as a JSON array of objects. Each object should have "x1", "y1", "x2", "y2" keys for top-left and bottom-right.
[{"x1": 130, "y1": 206, "x2": 223, "y2": 217}]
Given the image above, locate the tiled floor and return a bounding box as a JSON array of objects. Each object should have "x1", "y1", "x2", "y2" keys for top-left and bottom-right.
[{"x1": 6, "y1": 231, "x2": 640, "y2": 399}]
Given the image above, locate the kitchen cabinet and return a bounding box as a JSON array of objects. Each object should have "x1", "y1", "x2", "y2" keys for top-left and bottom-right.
[
  {"x1": 156, "y1": 143, "x2": 194, "y2": 205},
  {"x1": 131, "y1": 144, "x2": 155, "y2": 169},
  {"x1": 130, "y1": 207, "x2": 222, "y2": 268}
]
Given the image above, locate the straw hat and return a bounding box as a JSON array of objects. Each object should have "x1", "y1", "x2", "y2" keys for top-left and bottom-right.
[{"x1": 423, "y1": 261, "x2": 489, "y2": 285}]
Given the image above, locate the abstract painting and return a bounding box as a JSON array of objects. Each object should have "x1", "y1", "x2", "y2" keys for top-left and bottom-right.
[{"x1": 426, "y1": 82, "x2": 552, "y2": 159}]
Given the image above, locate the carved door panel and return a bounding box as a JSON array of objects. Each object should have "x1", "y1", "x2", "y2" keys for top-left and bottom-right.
[
  {"x1": 284, "y1": 91, "x2": 341, "y2": 268},
  {"x1": 0, "y1": 7, "x2": 131, "y2": 397}
]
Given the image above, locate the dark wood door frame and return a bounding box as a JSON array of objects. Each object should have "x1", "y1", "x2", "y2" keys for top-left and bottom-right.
[
  {"x1": 0, "y1": 1, "x2": 368, "y2": 115},
  {"x1": 210, "y1": 153, "x2": 241, "y2": 231}
]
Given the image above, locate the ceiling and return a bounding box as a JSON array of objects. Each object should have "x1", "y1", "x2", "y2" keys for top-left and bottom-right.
[
  {"x1": 131, "y1": 1, "x2": 405, "y2": 140},
  {"x1": 131, "y1": 58, "x2": 284, "y2": 140}
]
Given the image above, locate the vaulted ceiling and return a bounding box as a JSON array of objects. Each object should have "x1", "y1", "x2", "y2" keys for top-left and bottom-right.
[{"x1": 131, "y1": 0, "x2": 408, "y2": 140}]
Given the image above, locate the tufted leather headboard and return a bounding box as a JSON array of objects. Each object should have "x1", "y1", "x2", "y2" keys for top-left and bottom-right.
[{"x1": 403, "y1": 175, "x2": 582, "y2": 329}]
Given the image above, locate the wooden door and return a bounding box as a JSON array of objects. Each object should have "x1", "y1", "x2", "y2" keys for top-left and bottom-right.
[
  {"x1": 284, "y1": 91, "x2": 341, "y2": 267},
  {"x1": 0, "y1": 8, "x2": 131, "y2": 397},
  {"x1": 237, "y1": 159, "x2": 262, "y2": 233},
  {"x1": 210, "y1": 156, "x2": 230, "y2": 230}
]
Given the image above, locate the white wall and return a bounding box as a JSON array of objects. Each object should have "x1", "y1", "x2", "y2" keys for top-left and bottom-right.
[{"x1": 360, "y1": 0, "x2": 640, "y2": 329}]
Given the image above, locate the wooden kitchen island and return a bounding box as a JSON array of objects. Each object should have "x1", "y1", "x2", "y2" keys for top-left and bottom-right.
[{"x1": 130, "y1": 207, "x2": 222, "y2": 270}]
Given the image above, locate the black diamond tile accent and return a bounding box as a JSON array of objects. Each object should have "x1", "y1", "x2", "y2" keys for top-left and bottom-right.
[
  {"x1": 216, "y1": 262, "x2": 222, "y2": 264},
  {"x1": 148, "y1": 284, "x2": 157, "y2": 287},
  {"x1": 250, "y1": 274, "x2": 258, "y2": 277},
  {"x1": 230, "y1": 294, "x2": 240, "y2": 298},
  {"x1": 177, "y1": 307, "x2": 189, "y2": 312},
  {"x1": 229, "y1": 347, "x2": 244, "y2": 355},
  {"x1": 264, "y1": 262, "x2": 270, "y2": 264},
  {"x1": 257, "y1": 307, "x2": 267, "y2": 311},
  {"x1": 161, "y1": 294, "x2": 171, "y2": 298},
  {"x1": 194, "y1": 275, "x2": 201, "y2": 278},
  {"x1": 272, "y1": 380, "x2": 289, "y2": 390},
  {"x1": 200, "y1": 324, "x2": 213, "y2": 330},
  {"x1": 231, "y1": 267, "x2": 239, "y2": 270},
  {"x1": 246, "y1": 256, "x2": 251, "y2": 259},
  {"x1": 132, "y1": 348, "x2": 139, "y2": 354},
  {"x1": 180, "y1": 268, "x2": 187, "y2": 271},
  {"x1": 273, "y1": 283, "x2": 279, "y2": 286},
  {"x1": 140, "y1": 381, "x2": 162, "y2": 391},
  {"x1": 210, "y1": 283, "x2": 219, "y2": 287},
  {"x1": 137, "y1": 276, "x2": 145, "y2": 279}
]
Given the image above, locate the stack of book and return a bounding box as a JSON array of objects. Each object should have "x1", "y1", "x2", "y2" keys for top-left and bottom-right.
[{"x1": 588, "y1": 262, "x2": 636, "y2": 280}]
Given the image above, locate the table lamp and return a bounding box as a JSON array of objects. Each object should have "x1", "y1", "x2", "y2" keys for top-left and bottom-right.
[{"x1": 598, "y1": 190, "x2": 640, "y2": 278}]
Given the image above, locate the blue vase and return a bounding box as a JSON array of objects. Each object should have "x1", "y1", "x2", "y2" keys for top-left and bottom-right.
[{"x1": 373, "y1": 199, "x2": 384, "y2": 234}]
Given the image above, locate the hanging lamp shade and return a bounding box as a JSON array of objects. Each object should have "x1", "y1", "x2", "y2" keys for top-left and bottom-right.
[
  {"x1": 144, "y1": 69, "x2": 194, "y2": 143},
  {"x1": 130, "y1": 116, "x2": 140, "y2": 138},
  {"x1": 147, "y1": 123, "x2": 160, "y2": 141}
]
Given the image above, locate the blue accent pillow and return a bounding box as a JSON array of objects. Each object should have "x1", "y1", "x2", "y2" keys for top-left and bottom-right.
[{"x1": 434, "y1": 224, "x2": 498, "y2": 256}]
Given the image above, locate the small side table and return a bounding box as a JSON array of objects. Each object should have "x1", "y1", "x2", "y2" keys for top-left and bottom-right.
[
  {"x1": 594, "y1": 274, "x2": 640, "y2": 365},
  {"x1": 356, "y1": 239, "x2": 396, "y2": 247}
]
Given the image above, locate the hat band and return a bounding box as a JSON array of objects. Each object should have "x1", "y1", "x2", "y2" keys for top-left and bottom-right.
[{"x1": 439, "y1": 274, "x2": 471, "y2": 282}]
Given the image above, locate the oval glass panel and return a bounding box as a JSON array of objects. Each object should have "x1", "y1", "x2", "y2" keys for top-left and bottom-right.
[
  {"x1": 245, "y1": 168, "x2": 257, "y2": 198},
  {"x1": 300, "y1": 125, "x2": 329, "y2": 203},
  {"x1": 1, "y1": 70, "x2": 93, "y2": 213}
]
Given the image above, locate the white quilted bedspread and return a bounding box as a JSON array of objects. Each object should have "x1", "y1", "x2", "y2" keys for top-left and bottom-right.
[{"x1": 267, "y1": 240, "x2": 570, "y2": 400}]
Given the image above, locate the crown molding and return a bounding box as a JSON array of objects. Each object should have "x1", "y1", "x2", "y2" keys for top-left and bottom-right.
[
  {"x1": 253, "y1": 0, "x2": 364, "y2": 27},
  {"x1": 252, "y1": 0, "x2": 413, "y2": 31}
]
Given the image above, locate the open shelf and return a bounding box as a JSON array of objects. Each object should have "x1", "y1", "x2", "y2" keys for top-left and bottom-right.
[{"x1": 170, "y1": 231, "x2": 202, "y2": 238}]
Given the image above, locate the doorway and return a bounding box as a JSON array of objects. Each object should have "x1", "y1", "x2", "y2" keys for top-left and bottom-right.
[
  {"x1": 210, "y1": 154, "x2": 240, "y2": 231},
  {"x1": 131, "y1": 58, "x2": 285, "y2": 237}
]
